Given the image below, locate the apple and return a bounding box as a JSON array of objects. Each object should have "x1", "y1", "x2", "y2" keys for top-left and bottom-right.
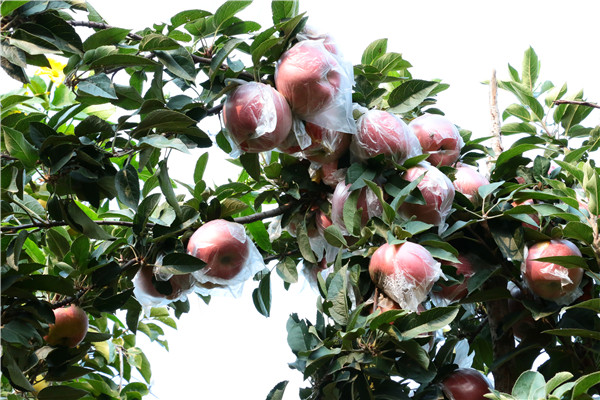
[
  {"x1": 522, "y1": 239, "x2": 584, "y2": 301},
  {"x1": 507, "y1": 282, "x2": 536, "y2": 340},
  {"x1": 187, "y1": 219, "x2": 250, "y2": 281},
  {"x1": 368, "y1": 241, "x2": 441, "y2": 311},
  {"x1": 44, "y1": 305, "x2": 89, "y2": 348},
  {"x1": 441, "y1": 368, "x2": 492, "y2": 400},
  {"x1": 320, "y1": 161, "x2": 346, "y2": 188},
  {"x1": 331, "y1": 181, "x2": 383, "y2": 234},
  {"x1": 512, "y1": 198, "x2": 540, "y2": 230},
  {"x1": 279, "y1": 122, "x2": 351, "y2": 164},
  {"x1": 223, "y1": 82, "x2": 292, "y2": 153},
  {"x1": 433, "y1": 254, "x2": 476, "y2": 302},
  {"x1": 452, "y1": 163, "x2": 490, "y2": 205},
  {"x1": 409, "y1": 114, "x2": 464, "y2": 166},
  {"x1": 350, "y1": 109, "x2": 422, "y2": 163},
  {"x1": 398, "y1": 163, "x2": 455, "y2": 226},
  {"x1": 133, "y1": 265, "x2": 194, "y2": 301},
  {"x1": 299, "y1": 25, "x2": 341, "y2": 55},
  {"x1": 275, "y1": 40, "x2": 342, "y2": 118}
]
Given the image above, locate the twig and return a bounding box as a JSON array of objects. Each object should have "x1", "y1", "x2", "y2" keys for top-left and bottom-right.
[
  {"x1": 553, "y1": 99, "x2": 600, "y2": 109},
  {"x1": 0, "y1": 220, "x2": 153, "y2": 233},
  {"x1": 233, "y1": 203, "x2": 294, "y2": 224},
  {"x1": 490, "y1": 69, "x2": 503, "y2": 156}
]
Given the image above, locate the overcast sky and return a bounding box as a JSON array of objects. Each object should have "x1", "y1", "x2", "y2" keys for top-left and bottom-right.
[{"x1": 2, "y1": 1, "x2": 600, "y2": 399}]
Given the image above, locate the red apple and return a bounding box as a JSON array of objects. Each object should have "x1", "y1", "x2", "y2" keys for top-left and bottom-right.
[
  {"x1": 350, "y1": 110, "x2": 422, "y2": 163},
  {"x1": 133, "y1": 265, "x2": 194, "y2": 301},
  {"x1": 398, "y1": 163, "x2": 455, "y2": 226},
  {"x1": 187, "y1": 219, "x2": 250, "y2": 280},
  {"x1": 409, "y1": 114, "x2": 464, "y2": 166},
  {"x1": 523, "y1": 239, "x2": 584, "y2": 301},
  {"x1": 368, "y1": 241, "x2": 441, "y2": 311},
  {"x1": 433, "y1": 254, "x2": 476, "y2": 302},
  {"x1": 452, "y1": 163, "x2": 490, "y2": 205},
  {"x1": 44, "y1": 305, "x2": 89, "y2": 348},
  {"x1": 275, "y1": 40, "x2": 342, "y2": 118},
  {"x1": 223, "y1": 82, "x2": 292, "y2": 153},
  {"x1": 331, "y1": 181, "x2": 383, "y2": 234},
  {"x1": 512, "y1": 199, "x2": 540, "y2": 230},
  {"x1": 320, "y1": 161, "x2": 345, "y2": 188},
  {"x1": 441, "y1": 368, "x2": 492, "y2": 400}
]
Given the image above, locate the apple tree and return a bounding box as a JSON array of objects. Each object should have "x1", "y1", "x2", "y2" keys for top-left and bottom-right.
[{"x1": 1, "y1": 1, "x2": 599, "y2": 399}]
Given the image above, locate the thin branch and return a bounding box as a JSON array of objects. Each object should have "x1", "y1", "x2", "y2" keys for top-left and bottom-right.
[
  {"x1": 553, "y1": 99, "x2": 600, "y2": 109},
  {"x1": 233, "y1": 203, "x2": 294, "y2": 224},
  {"x1": 68, "y1": 20, "x2": 142, "y2": 40},
  {"x1": 207, "y1": 104, "x2": 224, "y2": 115},
  {"x1": 490, "y1": 69, "x2": 503, "y2": 156},
  {"x1": 0, "y1": 220, "x2": 153, "y2": 233}
]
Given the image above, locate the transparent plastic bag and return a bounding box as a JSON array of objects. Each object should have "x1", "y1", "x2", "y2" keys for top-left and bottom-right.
[
  {"x1": 275, "y1": 40, "x2": 356, "y2": 134},
  {"x1": 187, "y1": 220, "x2": 266, "y2": 294},
  {"x1": 409, "y1": 113, "x2": 464, "y2": 166},
  {"x1": 350, "y1": 109, "x2": 422, "y2": 163},
  {"x1": 280, "y1": 121, "x2": 351, "y2": 165},
  {"x1": 223, "y1": 81, "x2": 292, "y2": 155},
  {"x1": 369, "y1": 241, "x2": 442, "y2": 312},
  {"x1": 452, "y1": 163, "x2": 489, "y2": 206},
  {"x1": 431, "y1": 254, "x2": 480, "y2": 306},
  {"x1": 331, "y1": 181, "x2": 383, "y2": 235},
  {"x1": 399, "y1": 162, "x2": 455, "y2": 232}
]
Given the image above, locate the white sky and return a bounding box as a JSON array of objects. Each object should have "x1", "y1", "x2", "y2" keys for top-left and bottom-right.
[{"x1": 2, "y1": 1, "x2": 600, "y2": 399}]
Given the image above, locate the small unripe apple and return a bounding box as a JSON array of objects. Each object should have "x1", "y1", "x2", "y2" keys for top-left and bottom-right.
[
  {"x1": 223, "y1": 82, "x2": 292, "y2": 153},
  {"x1": 187, "y1": 219, "x2": 250, "y2": 281},
  {"x1": 44, "y1": 305, "x2": 89, "y2": 348},
  {"x1": 523, "y1": 239, "x2": 584, "y2": 301},
  {"x1": 452, "y1": 163, "x2": 490, "y2": 205},
  {"x1": 331, "y1": 181, "x2": 383, "y2": 234},
  {"x1": 350, "y1": 110, "x2": 422, "y2": 163},
  {"x1": 409, "y1": 114, "x2": 464, "y2": 166},
  {"x1": 441, "y1": 368, "x2": 492, "y2": 400},
  {"x1": 398, "y1": 163, "x2": 455, "y2": 226},
  {"x1": 275, "y1": 40, "x2": 342, "y2": 118},
  {"x1": 368, "y1": 241, "x2": 441, "y2": 311},
  {"x1": 433, "y1": 254, "x2": 476, "y2": 302}
]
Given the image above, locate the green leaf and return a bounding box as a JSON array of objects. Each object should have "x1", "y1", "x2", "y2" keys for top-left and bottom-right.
[
  {"x1": 134, "y1": 109, "x2": 197, "y2": 133},
  {"x1": 115, "y1": 163, "x2": 140, "y2": 211},
  {"x1": 161, "y1": 253, "x2": 206, "y2": 274},
  {"x1": 361, "y1": 38, "x2": 387, "y2": 65},
  {"x1": 252, "y1": 271, "x2": 271, "y2": 317},
  {"x1": 77, "y1": 73, "x2": 118, "y2": 99},
  {"x1": 563, "y1": 146, "x2": 591, "y2": 164},
  {"x1": 266, "y1": 380, "x2": 289, "y2": 400},
  {"x1": 276, "y1": 257, "x2": 298, "y2": 284},
  {"x1": 2, "y1": 351, "x2": 35, "y2": 391},
  {"x1": 1, "y1": 1, "x2": 28, "y2": 16},
  {"x1": 583, "y1": 161, "x2": 600, "y2": 215},
  {"x1": 503, "y1": 104, "x2": 531, "y2": 122},
  {"x1": 157, "y1": 160, "x2": 182, "y2": 218},
  {"x1": 543, "y1": 328, "x2": 600, "y2": 340},
  {"x1": 400, "y1": 306, "x2": 459, "y2": 340},
  {"x1": 214, "y1": 1, "x2": 252, "y2": 26},
  {"x1": 521, "y1": 47, "x2": 540, "y2": 92},
  {"x1": 133, "y1": 193, "x2": 161, "y2": 235},
  {"x1": 272, "y1": 0, "x2": 299, "y2": 24},
  {"x1": 246, "y1": 220, "x2": 272, "y2": 252},
  {"x1": 570, "y1": 371, "x2": 600, "y2": 399},
  {"x1": 563, "y1": 221, "x2": 594, "y2": 244},
  {"x1": 2, "y1": 126, "x2": 38, "y2": 168},
  {"x1": 138, "y1": 135, "x2": 190, "y2": 153},
  {"x1": 326, "y1": 266, "x2": 349, "y2": 325},
  {"x1": 83, "y1": 27, "x2": 131, "y2": 51},
  {"x1": 565, "y1": 298, "x2": 600, "y2": 312},
  {"x1": 209, "y1": 38, "x2": 243, "y2": 81},
  {"x1": 171, "y1": 10, "x2": 212, "y2": 28},
  {"x1": 500, "y1": 122, "x2": 537, "y2": 135},
  {"x1": 66, "y1": 202, "x2": 114, "y2": 240},
  {"x1": 193, "y1": 152, "x2": 209, "y2": 183},
  {"x1": 239, "y1": 153, "x2": 261, "y2": 181},
  {"x1": 89, "y1": 54, "x2": 158, "y2": 69},
  {"x1": 512, "y1": 370, "x2": 546, "y2": 400},
  {"x1": 154, "y1": 48, "x2": 196, "y2": 81},
  {"x1": 478, "y1": 181, "x2": 504, "y2": 200},
  {"x1": 323, "y1": 225, "x2": 347, "y2": 247},
  {"x1": 388, "y1": 79, "x2": 438, "y2": 113},
  {"x1": 296, "y1": 220, "x2": 317, "y2": 264},
  {"x1": 546, "y1": 372, "x2": 573, "y2": 396},
  {"x1": 139, "y1": 33, "x2": 180, "y2": 51},
  {"x1": 16, "y1": 275, "x2": 75, "y2": 296}
]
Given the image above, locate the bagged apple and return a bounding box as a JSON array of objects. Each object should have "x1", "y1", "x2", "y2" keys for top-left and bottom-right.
[
  {"x1": 331, "y1": 181, "x2": 383, "y2": 235},
  {"x1": 275, "y1": 40, "x2": 355, "y2": 134},
  {"x1": 279, "y1": 121, "x2": 351, "y2": 165},
  {"x1": 133, "y1": 260, "x2": 196, "y2": 310},
  {"x1": 452, "y1": 163, "x2": 490, "y2": 206},
  {"x1": 409, "y1": 114, "x2": 464, "y2": 166},
  {"x1": 187, "y1": 219, "x2": 265, "y2": 292}
]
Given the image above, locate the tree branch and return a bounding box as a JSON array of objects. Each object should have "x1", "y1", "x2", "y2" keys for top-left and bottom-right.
[
  {"x1": 553, "y1": 99, "x2": 600, "y2": 109},
  {"x1": 490, "y1": 69, "x2": 503, "y2": 156},
  {"x1": 233, "y1": 203, "x2": 294, "y2": 224},
  {"x1": 0, "y1": 220, "x2": 153, "y2": 233}
]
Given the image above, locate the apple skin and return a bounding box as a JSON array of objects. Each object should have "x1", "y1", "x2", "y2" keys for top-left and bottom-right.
[
  {"x1": 44, "y1": 305, "x2": 89, "y2": 348},
  {"x1": 433, "y1": 254, "x2": 476, "y2": 302},
  {"x1": 275, "y1": 40, "x2": 342, "y2": 118},
  {"x1": 452, "y1": 164, "x2": 490, "y2": 205},
  {"x1": 331, "y1": 181, "x2": 383, "y2": 234},
  {"x1": 187, "y1": 219, "x2": 250, "y2": 281},
  {"x1": 223, "y1": 82, "x2": 292, "y2": 153},
  {"x1": 398, "y1": 163, "x2": 455, "y2": 226},
  {"x1": 368, "y1": 241, "x2": 441, "y2": 311},
  {"x1": 523, "y1": 239, "x2": 584, "y2": 301},
  {"x1": 133, "y1": 265, "x2": 194, "y2": 301},
  {"x1": 279, "y1": 122, "x2": 351, "y2": 164},
  {"x1": 408, "y1": 114, "x2": 464, "y2": 166},
  {"x1": 441, "y1": 368, "x2": 492, "y2": 400},
  {"x1": 350, "y1": 110, "x2": 422, "y2": 163}
]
